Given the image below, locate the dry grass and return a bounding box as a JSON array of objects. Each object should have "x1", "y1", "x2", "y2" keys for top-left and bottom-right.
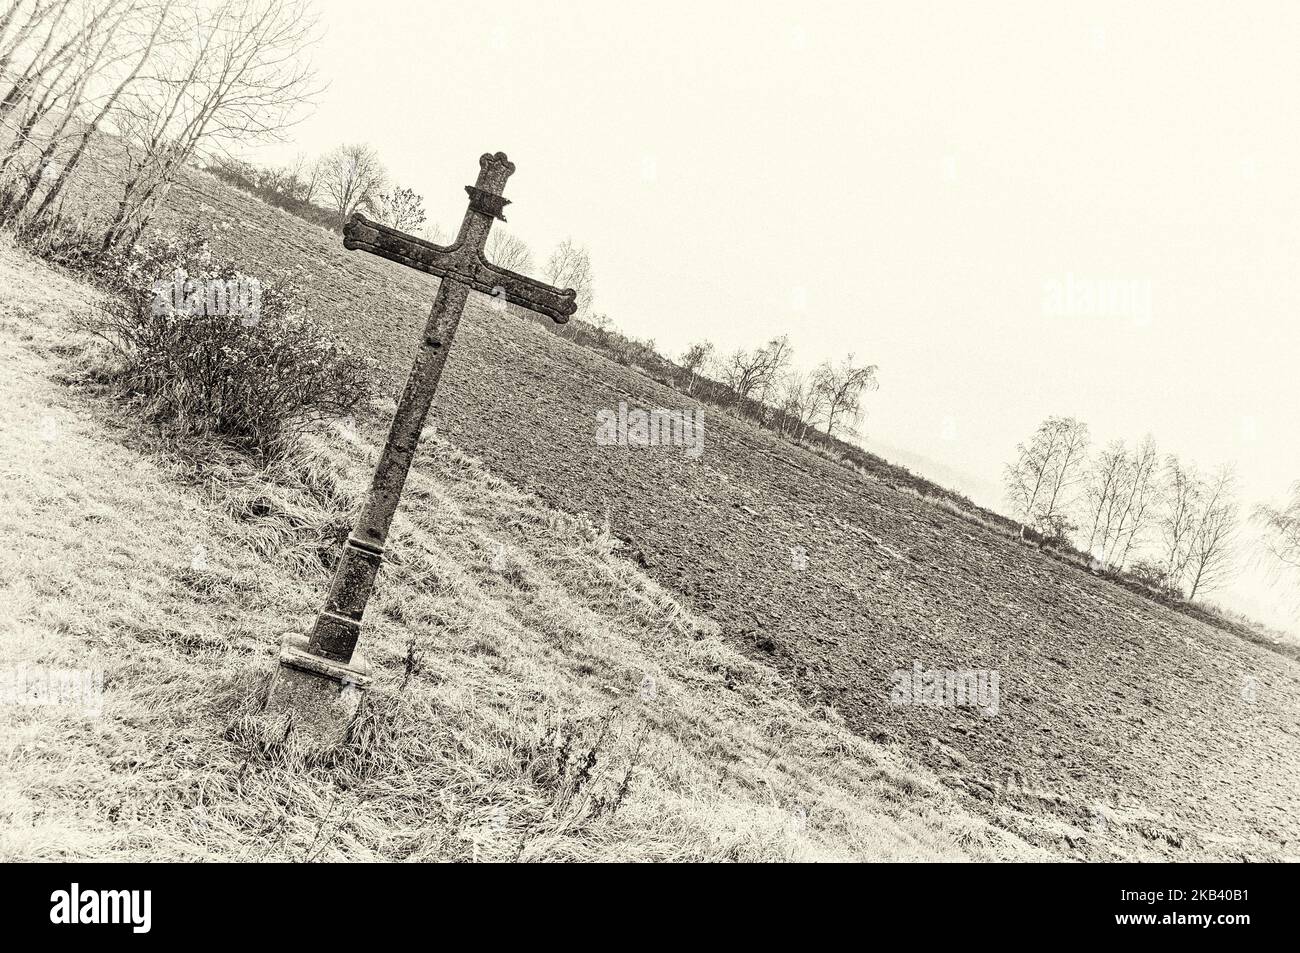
[{"x1": 0, "y1": 238, "x2": 1049, "y2": 861}]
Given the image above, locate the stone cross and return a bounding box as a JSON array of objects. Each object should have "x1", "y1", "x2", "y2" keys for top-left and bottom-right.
[{"x1": 264, "y1": 152, "x2": 576, "y2": 746}]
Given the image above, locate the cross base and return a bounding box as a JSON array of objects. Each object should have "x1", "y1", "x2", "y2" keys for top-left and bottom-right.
[{"x1": 260, "y1": 634, "x2": 372, "y2": 751}]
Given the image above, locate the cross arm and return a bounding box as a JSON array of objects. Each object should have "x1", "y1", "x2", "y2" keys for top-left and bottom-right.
[
  {"x1": 342, "y1": 213, "x2": 470, "y2": 283},
  {"x1": 474, "y1": 257, "x2": 577, "y2": 323},
  {"x1": 343, "y1": 212, "x2": 577, "y2": 323}
]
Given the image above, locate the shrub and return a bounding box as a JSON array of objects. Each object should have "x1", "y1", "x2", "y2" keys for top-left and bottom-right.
[
  {"x1": 81, "y1": 232, "x2": 372, "y2": 459},
  {"x1": 1127, "y1": 560, "x2": 1182, "y2": 599},
  {"x1": 13, "y1": 210, "x2": 106, "y2": 273},
  {"x1": 1033, "y1": 512, "x2": 1078, "y2": 547}
]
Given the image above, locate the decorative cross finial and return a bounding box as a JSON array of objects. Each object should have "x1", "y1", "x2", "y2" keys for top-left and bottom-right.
[
  {"x1": 466, "y1": 151, "x2": 516, "y2": 221},
  {"x1": 475, "y1": 151, "x2": 516, "y2": 192}
]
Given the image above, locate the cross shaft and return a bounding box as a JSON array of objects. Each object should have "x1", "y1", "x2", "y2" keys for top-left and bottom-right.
[{"x1": 305, "y1": 152, "x2": 576, "y2": 664}]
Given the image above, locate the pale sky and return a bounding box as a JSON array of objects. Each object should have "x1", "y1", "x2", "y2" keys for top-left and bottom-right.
[{"x1": 252, "y1": 0, "x2": 1300, "y2": 628}]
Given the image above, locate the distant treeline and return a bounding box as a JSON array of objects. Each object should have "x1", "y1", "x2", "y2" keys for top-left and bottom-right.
[{"x1": 203, "y1": 156, "x2": 339, "y2": 231}]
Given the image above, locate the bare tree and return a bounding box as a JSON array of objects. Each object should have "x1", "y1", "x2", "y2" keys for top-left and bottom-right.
[
  {"x1": 679, "y1": 340, "x2": 714, "y2": 396},
  {"x1": 317, "y1": 142, "x2": 387, "y2": 229},
  {"x1": 1082, "y1": 439, "x2": 1128, "y2": 556},
  {"x1": 756, "y1": 334, "x2": 794, "y2": 417},
  {"x1": 543, "y1": 238, "x2": 593, "y2": 317},
  {"x1": 0, "y1": 0, "x2": 76, "y2": 117},
  {"x1": 1255, "y1": 481, "x2": 1300, "y2": 574},
  {"x1": 1040, "y1": 418, "x2": 1089, "y2": 534},
  {"x1": 1158, "y1": 454, "x2": 1202, "y2": 591},
  {"x1": 793, "y1": 371, "x2": 829, "y2": 442},
  {"x1": 815, "y1": 354, "x2": 878, "y2": 439},
  {"x1": 0, "y1": 1, "x2": 47, "y2": 62},
  {"x1": 1081, "y1": 435, "x2": 1159, "y2": 567},
  {"x1": 774, "y1": 369, "x2": 828, "y2": 441},
  {"x1": 0, "y1": 4, "x2": 77, "y2": 108},
  {"x1": 716, "y1": 335, "x2": 800, "y2": 421},
  {"x1": 1185, "y1": 466, "x2": 1238, "y2": 600},
  {"x1": 27, "y1": 6, "x2": 172, "y2": 225},
  {"x1": 1255, "y1": 482, "x2": 1300, "y2": 605},
  {"x1": 1111, "y1": 435, "x2": 1161, "y2": 567},
  {"x1": 370, "y1": 184, "x2": 426, "y2": 233},
  {"x1": 584, "y1": 312, "x2": 613, "y2": 346},
  {"x1": 720, "y1": 342, "x2": 777, "y2": 413},
  {"x1": 0, "y1": 0, "x2": 128, "y2": 189},
  {"x1": 0, "y1": 2, "x2": 24, "y2": 55},
  {"x1": 300, "y1": 153, "x2": 325, "y2": 203},
  {"x1": 0, "y1": 3, "x2": 63, "y2": 77},
  {"x1": 3, "y1": 0, "x2": 164, "y2": 223},
  {"x1": 486, "y1": 229, "x2": 533, "y2": 272},
  {"x1": 1004, "y1": 416, "x2": 1089, "y2": 538},
  {"x1": 97, "y1": 0, "x2": 321, "y2": 251},
  {"x1": 276, "y1": 151, "x2": 309, "y2": 199}
]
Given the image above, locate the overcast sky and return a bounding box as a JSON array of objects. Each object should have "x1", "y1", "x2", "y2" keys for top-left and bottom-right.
[{"x1": 253, "y1": 0, "x2": 1300, "y2": 628}]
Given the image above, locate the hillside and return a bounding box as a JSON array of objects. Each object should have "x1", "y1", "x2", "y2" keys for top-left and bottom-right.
[
  {"x1": 1, "y1": 239, "x2": 1045, "y2": 860},
  {"x1": 19, "y1": 152, "x2": 1300, "y2": 860}
]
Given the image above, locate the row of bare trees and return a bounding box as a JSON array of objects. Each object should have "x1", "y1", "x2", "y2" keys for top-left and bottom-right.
[
  {"x1": 299, "y1": 145, "x2": 427, "y2": 235},
  {"x1": 682, "y1": 334, "x2": 878, "y2": 441},
  {"x1": 206, "y1": 143, "x2": 424, "y2": 233},
  {"x1": 0, "y1": 0, "x2": 321, "y2": 253},
  {"x1": 1004, "y1": 416, "x2": 1242, "y2": 600}
]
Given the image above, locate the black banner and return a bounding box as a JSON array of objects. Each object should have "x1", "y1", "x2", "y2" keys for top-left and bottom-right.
[{"x1": 0, "y1": 862, "x2": 1285, "y2": 941}]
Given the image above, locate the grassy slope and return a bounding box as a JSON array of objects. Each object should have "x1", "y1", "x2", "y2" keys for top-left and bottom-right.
[{"x1": 0, "y1": 239, "x2": 1046, "y2": 861}]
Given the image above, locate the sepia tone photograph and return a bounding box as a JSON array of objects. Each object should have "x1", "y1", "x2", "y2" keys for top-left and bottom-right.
[{"x1": 0, "y1": 0, "x2": 1295, "y2": 914}]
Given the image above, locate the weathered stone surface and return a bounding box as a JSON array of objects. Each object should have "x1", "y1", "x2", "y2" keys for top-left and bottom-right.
[{"x1": 261, "y1": 634, "x2": 371, "y2": 750}]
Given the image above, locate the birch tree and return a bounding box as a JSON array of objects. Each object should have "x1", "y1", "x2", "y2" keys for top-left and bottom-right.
[
  {"x1": 1080, "y1": 435, "x2": 1159, "y2": 567},
  {"x1": 0, "y1": 0, "x2": 127, "y2": 186},
  {"x1": 1004, "y1": 416, "x2": 1089, "y2": 538},
  {"x1": 1184, "y1": 466, "x2": 1238, "y2": 600},
  {"x1": 814, "y1": 354, "x2": 879, "y2": 439},
  {"x1": 0, "y1": 0, "x2": 75, "y2": 117},
  {"x1": 21, "y1": 2, "x2": 170, "y2": 223},
  {"x1": 1157, "y1": 454, "x2": 1200, "y2": 590},
  {"x1": 1110, "y1": 435, "x2": 1161, "y2": 567},
  {"x1": 774, "y1": 369, "x2": 828, "y2": 441},
  {"x1": 3, "y1": 0, "x2": 164, "y2": 223},
  {"x1": 679, "y1": 340, "x2": 714, "y2": 396},
  {"x1": 1082, "y1": 440, "x2": 1128, "y2": 555}
]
